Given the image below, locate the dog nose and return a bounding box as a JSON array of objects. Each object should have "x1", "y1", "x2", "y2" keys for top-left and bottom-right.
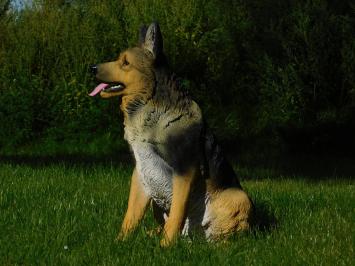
[{"x1": 89, "y1": 64, "x2": 98, "y2": 75}]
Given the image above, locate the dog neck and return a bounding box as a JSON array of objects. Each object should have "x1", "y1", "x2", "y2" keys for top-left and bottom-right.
[
  {"x1": 120, "y1": 69, "x2": 190, "y2": 123},
  {"x1": 120, "y1": 81, "x2": 155, "y2": 122}
]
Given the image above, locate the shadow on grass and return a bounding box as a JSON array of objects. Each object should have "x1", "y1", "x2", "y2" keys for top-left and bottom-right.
[
  {"x1": 235, "y1": 154, "x2": 355, "y2": 180},
  {"x1": 1, "y1": 150, "x2": 354, "y2": 180},
  {"x1": 252, "y1": 201, "x2": 277, "y2": 233},
  {"x1": 0, "y1": 152, "x2": 134, "y2": 168}
]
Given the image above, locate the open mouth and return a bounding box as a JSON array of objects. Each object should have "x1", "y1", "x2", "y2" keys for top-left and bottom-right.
[{"x1": 89, "y1": 82, "x2": 125, "y2": 97}]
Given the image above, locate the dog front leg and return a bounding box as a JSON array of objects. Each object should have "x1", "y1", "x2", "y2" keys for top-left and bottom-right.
[
  {"x1": 161, "y1": 168, "x2": 196, "y2": 247},
  {"x1": 118, "y1": 167, "x2": 150, "y2": 240}
]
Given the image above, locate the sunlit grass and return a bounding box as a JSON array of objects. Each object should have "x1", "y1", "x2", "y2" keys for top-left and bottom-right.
[{"x1": 0, "y1": 161, "x2": 353, "y2": 265}]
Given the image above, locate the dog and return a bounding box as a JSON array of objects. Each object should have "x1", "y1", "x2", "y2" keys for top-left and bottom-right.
[{"x1": 89, "y1": 22, "x2": 254, "y2": 246}]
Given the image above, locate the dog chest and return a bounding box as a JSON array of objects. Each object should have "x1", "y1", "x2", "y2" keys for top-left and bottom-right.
[{"x1": 131, "y1": 143, "x2": 173, "y2": 210}]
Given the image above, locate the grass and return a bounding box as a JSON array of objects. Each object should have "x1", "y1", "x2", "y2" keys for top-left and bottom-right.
[{"x1": 0, "y1": 157, "x2": 353, "y2": 265}]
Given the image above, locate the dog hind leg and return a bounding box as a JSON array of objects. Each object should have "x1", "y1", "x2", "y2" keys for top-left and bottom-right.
[
  {"x1": 146, "y1": 201, "x2": 166, "y2": 236},
  {"x1": 207, "y1": 188, "x2": 254, "y2": 240}
]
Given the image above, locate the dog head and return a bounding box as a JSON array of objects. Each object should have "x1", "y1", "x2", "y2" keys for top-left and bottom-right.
[{"x1": 89, "y1": 22, "x2": 164, "y2": 98}]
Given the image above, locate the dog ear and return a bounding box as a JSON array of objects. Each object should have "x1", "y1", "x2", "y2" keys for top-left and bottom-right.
[
  {"x1": 143, "y1": 22, "x2": 163, "y2": 58},
  {"x1": 138, "y1": 25, "x2": 147, "y2": 46}
]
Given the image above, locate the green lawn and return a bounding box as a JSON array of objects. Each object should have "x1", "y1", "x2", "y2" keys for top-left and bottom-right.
[{"x1": 0, "y1": 159, "x2": 353, "y2": 265}]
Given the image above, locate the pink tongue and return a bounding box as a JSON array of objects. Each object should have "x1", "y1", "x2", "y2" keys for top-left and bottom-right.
[{"x1": 89, "y1": 83, "x2": 109, "y2": 96}]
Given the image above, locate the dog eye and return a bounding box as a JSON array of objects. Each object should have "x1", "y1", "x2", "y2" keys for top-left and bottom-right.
[{"x1": 123, "y1": 59, "x2": 130, "y2": 66}]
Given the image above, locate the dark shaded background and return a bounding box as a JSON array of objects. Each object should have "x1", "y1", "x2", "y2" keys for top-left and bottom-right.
[{"x1": 0, "y1": 0, "x2": 354, "y2": 159}]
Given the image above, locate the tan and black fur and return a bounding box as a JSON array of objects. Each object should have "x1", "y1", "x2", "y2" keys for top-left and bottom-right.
[{"x1": 90, "y1": 23, "x2": 254, "y2": 247}]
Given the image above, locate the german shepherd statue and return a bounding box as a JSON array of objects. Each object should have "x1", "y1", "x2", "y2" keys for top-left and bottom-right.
[{"x1": 89, "y1": 22, "x2": 254, "y2": 247}]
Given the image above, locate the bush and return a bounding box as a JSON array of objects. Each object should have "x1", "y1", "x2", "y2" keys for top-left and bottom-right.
[{"x1": 0, "y1": 0, "x2": 354, "y2": 154}]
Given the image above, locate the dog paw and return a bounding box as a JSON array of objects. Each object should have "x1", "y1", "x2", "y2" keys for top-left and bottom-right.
[
  {"x1": 147, "y1": 226, "x2": 163, "y2": 237},
  {"x1": 160, "y1": 233, "x2": 177, "y2": 247},
  {"x1": 160, "y1": 237, "x2": 172, "y2": 248},
  {"x1": 115, "y1": 231, "x2": 127, "y2": 242}
]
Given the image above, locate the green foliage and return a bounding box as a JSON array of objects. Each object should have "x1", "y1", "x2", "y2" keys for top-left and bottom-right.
[
  {"x1": 0, "y1": 0, "x2": 126, "y2": 149},
  {"x1": 0, "y1": 0, "x2": 354, "y2": 153}
]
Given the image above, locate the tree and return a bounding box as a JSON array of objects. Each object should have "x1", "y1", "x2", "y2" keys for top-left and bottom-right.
[{"x1": 0, "y1": 0, "x2": 10, "y2": 18}]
